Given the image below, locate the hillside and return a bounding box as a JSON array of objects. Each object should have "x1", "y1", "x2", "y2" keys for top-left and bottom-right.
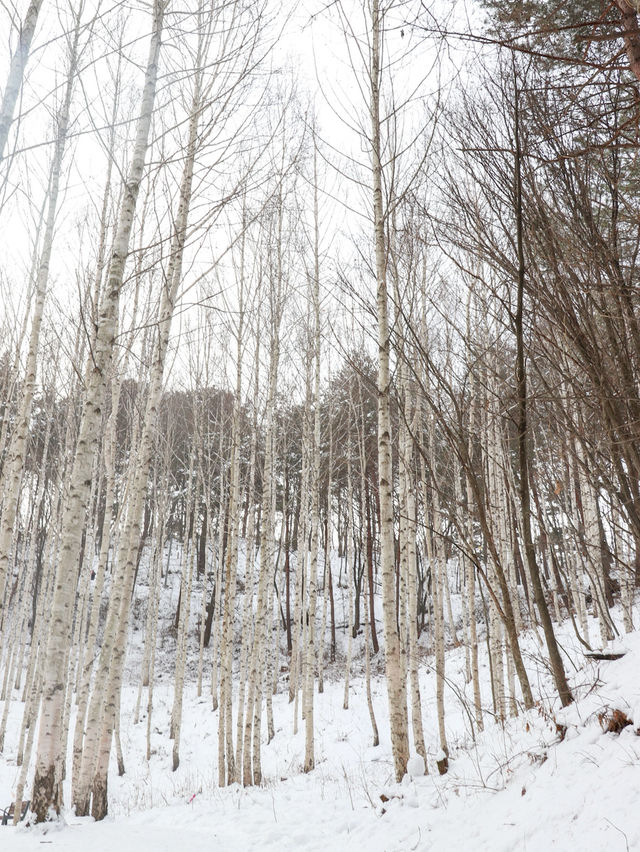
[{"x1": 1, "y1": 550, "x2": 638, "y2": 851}]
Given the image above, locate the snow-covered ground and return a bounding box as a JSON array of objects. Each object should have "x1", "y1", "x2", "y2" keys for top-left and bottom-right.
[{"x1": 1, "y1": 554, "x2": 639, "y2": 851}]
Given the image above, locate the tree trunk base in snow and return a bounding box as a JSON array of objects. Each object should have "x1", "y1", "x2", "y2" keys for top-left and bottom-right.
[
  {"x1": 436, "y1": 754, "x2": 449, "y2": 776},
  {"x1": 91, "y1": 778, "x2": 108, "y2": 821},
  {"x1": 31, "y1": 764, "x2": 58, "y2": 823}
]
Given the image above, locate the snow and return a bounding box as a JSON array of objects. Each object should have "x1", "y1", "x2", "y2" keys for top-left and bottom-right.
[
  {"x1": 2, "y1": 555, "x2": 639, "y2": 851},
  {"x1": 406, "y1": 754, "x2": 425, "y2": 778}
]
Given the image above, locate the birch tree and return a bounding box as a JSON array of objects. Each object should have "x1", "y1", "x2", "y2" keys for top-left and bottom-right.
[
  {"x1": 0, "y1": 3, "x2": 83, "y2": 630},
  {"x1": 0, "y1": 0, "x2": 44, "y2": 161},
  {"x1": 303, "y1": 159, "x2": 322, "y2": 772},
  {"x1": 31, "y1": 0, "x2": 166, "y2": 820},
  {"x1": 369, "y1": 0, "x2": 409, "y2": 780}
]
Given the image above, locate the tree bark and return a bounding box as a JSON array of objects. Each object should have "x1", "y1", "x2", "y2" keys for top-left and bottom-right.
[
  {"x1": 0, "y1": 0, "x2": 44, "y2": 160},
  {"x1": 370, "y1": 0, "x2": 409, "y2": 782},
  {"x1": 512, "y1": 67, "x2": 572, "y2": 707}
]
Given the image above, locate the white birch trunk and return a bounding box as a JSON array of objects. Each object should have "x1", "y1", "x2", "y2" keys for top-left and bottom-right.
[
  {"x1": 370, "y1": 0, "x2": 408, "y2": 781},
  {"x1": 234, "y1": 337, "x2": 259, "y2": 781},
  {"x1": 0, "y1": 0, "x2": 44, "y2": 160},
  {"x1": 145, "y1": 488, "x2": 165, "y2": 760},
  {"x1": 404, "y1": 393, "x2": 426, "y2": 768},
  {"x1": 0, "y1": 14, "x2": 79, "y2": 624},
  {"x1": 243, "y1": 302, "x2": 279, "y2": 786},
  {"x1": 422, "y1": 440, "x2": 448, "y2": 771},
  {"x1": 171, "y1": 464, "x2": 197, "y2": 771},
  {"x1": 362, "y1": 545, "x2": 379, "y2": 748},
  {"x1": 210, "y1": 428, "x2": 226, "y2": 713},
  {"x1": 304, "y1": 151, "x2": 322, "y2": 772},
  {"x1": 463, "y1": 432, "x2": 483, "y2": 733},
  {"x1": 289, "y1": 353, "x2": 310, "y2": 712},
  {"x1": 343, "y1": 448, "x2": 355, "y2": 711},
  {"x1": 31, "y1": 3, "x2": 164, "y2": 817},
  {"x1": 217, "y1": 265, "x2": 245, "y2": 785}
]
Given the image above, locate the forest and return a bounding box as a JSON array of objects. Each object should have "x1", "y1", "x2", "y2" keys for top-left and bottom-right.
[{"x1": 1, "y1": 0, "x2": 640, "y2": 847}]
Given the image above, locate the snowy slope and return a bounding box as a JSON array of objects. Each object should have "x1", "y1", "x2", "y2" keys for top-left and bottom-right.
[
  {"x1": 1, "y1": 545, "x2": 639, "y2": 852},
  {"x1": 2, "y1": 611, "x2": 640, "y2": 850}
]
